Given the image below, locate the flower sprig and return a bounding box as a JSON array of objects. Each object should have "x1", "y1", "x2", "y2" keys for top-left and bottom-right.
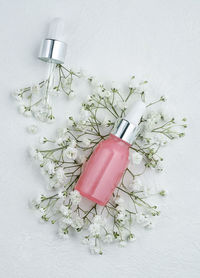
[
  {"x1": 23, "y1": 69, "x2": 186, "y2": 254},
  {"x1": 12, "y1": 64, "x2": 81, "y2": 122}
]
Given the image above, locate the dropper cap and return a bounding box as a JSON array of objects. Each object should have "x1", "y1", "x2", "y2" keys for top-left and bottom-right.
[
  {"x1": 38, "y1": 18, "x2": 67, "y2": 64},
  {"x1": 125, "y1": 100, "x2": 146, "y2": 125},
  {"x1": 112, "y1": 100, "x2": 146, "y2": 144}
]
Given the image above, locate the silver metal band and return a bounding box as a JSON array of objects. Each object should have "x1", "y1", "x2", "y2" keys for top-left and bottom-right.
[
  {"x1": 112, "y1": 119, "x2": 139, "y2": 145},
  {"x1": 38, "y1": 39, "x2": 67, "y2": 64}
]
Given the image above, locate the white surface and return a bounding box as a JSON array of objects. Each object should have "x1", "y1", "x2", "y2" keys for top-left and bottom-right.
[{"x1": 0, "y1": 0, "x2": 200, "y2": 277}]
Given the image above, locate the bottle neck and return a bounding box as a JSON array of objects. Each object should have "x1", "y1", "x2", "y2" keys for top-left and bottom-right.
[{"x1": 111, "y1": 119, "x2": 139, "y2": 145}]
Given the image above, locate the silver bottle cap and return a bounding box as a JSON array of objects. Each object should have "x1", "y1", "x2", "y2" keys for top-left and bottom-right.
[
  {"x1": 112, "y1": 100, "x2": 146, "y2": 145},
  {"x1": 112, "y1": 119, "x2": 139, "y2": 145},
  {"x1": 38, "y1": 18, "x2": 67, "y2": 64}
]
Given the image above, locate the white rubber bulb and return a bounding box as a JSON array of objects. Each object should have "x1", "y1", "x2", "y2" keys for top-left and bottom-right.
[
  {"x1": 125, "y1": 100, "x2": 146, "y2": 125},
  {"x1": 47, "y1": 18, "x2": 65, "y2": 42}
]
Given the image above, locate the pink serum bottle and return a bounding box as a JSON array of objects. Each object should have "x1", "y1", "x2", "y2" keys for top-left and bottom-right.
[{"x1": 75, "y1": 101, "x2": 146, "y2": 206}]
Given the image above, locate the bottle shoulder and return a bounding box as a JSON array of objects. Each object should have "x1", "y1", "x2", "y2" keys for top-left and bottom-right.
[{"x1": 97, "y1": 134, "x2": 130, "y2": 152}]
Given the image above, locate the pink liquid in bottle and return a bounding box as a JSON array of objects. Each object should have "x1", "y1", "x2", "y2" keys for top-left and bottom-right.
[
  {"x1": 75, "y1": 100, "x2": 145, "y2": 206},
  {"x1": 75, "y1": 134, "x2": 130, "y2": 206}
]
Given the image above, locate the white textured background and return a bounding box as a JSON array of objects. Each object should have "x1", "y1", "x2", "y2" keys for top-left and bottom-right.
[{"x1": 0, "y1": 0, "x2": 200, "y2": 277}]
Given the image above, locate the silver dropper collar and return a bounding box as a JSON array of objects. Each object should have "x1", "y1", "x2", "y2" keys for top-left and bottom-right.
[
  {"x1": 112, "y1": 100, "x2": 145, "y2": 144},
  {"x1": 112, "y1": 119, "x2": 140, "y2": 145},
  {"x1": 39, "y1": 39, "x2": 67, "y2": 64},
  {"x1": 38, "y1": 18, "x2": 67, "y2": 64}
]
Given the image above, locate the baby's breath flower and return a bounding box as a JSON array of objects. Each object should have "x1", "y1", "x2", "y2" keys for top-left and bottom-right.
[
  {"x1": 130, "y1": 151, "x2": 143, "y2": 165},
  {"x1": 89, "y1": 237, "x2": 102, "y2": 255},
  {"x1": 31, "y1": 85, "x2": 39, "y2": 94},
  {"x1": 18, "y1": 105, "x2": 26, "y2": 115},
  {"x1": 103, "y1": 233, "x2": 113, "y2": 243},
  {"x1": 119, "y1": 240, "x2": 127, "y2": 247},
  {"x1": 93, "y1": 215, "x2": 104, "y2": 225},
  {"x1": 57, "y1": 190, "x2": 65, "y2": 199},
  {"x1": 69, "y1": 139, "x2": 77, "y2": 148},
  {"x1": 39, "y1": 136, "x2": 47, "y2": 144},
  {"x1": 58, "y1": 228, "x2": 69, "y2": 239},
  {"x1": 153, "y1": 133, "x2": 169, "y2": 146},
  {"x1": 55, "y1": 167, "x2": 67, "y2": 185},
  {"x1": 128, "y1": 233, "x2": 136, "y2": 242},
  {"x1": 82, "y1": 237, "x2": 89, "y2": 245},
  {"x1": 101, "y1": 116, "x2": 110, "y2": 126},
  {"x1": 76, "y1": 153, "x2": 86, "y2": 164},
  {"x1": 76, "y1": 120, "x2": 87, "y2": 131},
  {"x1": 128, "y1": 177, "x2": 143, "y2": 191},
  {"x1": 27, "y1": 125, "x2": 38, "y2": 134},
  {"x1": 82, "y1": 137, "x2": 91, "y2": 147},
  {"x1": 136, "y1": 212, "x2": 152, "y2": 228},
  {"x1": 135, "y1": 212, "x2": 146, "y2": 224},
  {"x1": 111, "y1": 81, "x2": 120, "y2": 91},
  {"x1": 61, "y1": 216, "x2": 73, "y2": 226},
  {"x1": 145, "y1": 221, "x2": 154, "y2": 229},
  {"x1": 29, "y1": 195, "x2": 42, "y2": 209},
  {"x1": 29, "y1": 147, "x2": 44, "y2": 162},
  {"x1": 68, "y1": 90, "x2": 77, "y2": 99},
  {"x1": 56, "y1": 137, "x2": 64, "y2": 145},
  {"x1": 159, "y1": 189, "x2": 168, "y2": 196},
  {"x1": 156, "y1": 162, "x2": 163, "y2": 172},
  {"x1": 48, "y1": 178, "x2": 60, "y2": 189},
  {"x1": 89, "y1": 223, "x2": 101, "y2": 237},
  {"x1": 59, "y1": 205, "x2": 71, "y2": 217},
  {"x1": 44, "y1": 161, "x2": 55, "y2": 175},
  {"x1": 12, "y1": 90, "x2": 23, "y2": 101},
  {"x1": 64, "y1": 146, "x2": 78, "y2": 160},
  {"x1": 80, "y1": 109, "x2": 90, "y2": 121},
  {"x1": 101, "y1": 89, "x2": 111, "y2": 98},
  {"x1": 72, "y1": 216, "x2": 84, "y2": 230},
  {"x1": 115, "y1": 196, "x2": 125, "y2": 206},
  {"x1": 22, "y1": 107, "x2": 32, "y2": 117},
  {"x1": 69, "y1": 190, "x2": 81, "y2": 206},
  {"x1": 116, "y1": 100, "x2": 128, "y2": 110}
]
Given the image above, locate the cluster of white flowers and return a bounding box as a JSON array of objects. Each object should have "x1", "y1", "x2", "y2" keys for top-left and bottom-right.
[
  {"x1": 127, "y1": 177, "x2": 143, "y2": 192},
  {"x1": 87, "y1": 215, "x2": 105, "y2": 254},
  {"x1": 80, "y1": 109, "x2": 90, "y2": 121},
  {"x1": 29, "y1": 147, "x2": 44, "y2": 163},
  {"x1": 55, "y1": 128, "x2": 70, "y2": 146},
  {"x1": 69, "y1": 190, "x2": 82, "y2": 206},
  {"x1": 21, "y1": 70, "x2": 186, "y2": 254},
  {"x1": 55, "y1": 167, "x2": 67, "y2": 185},
  {"x1": 44, "y1": 161, "x2": 55, "y2": 175},
  {"x1": 116, "y1": 100, "x2": 128, "y2": 110},
  {"x1": 130, "y1": 151, "x2": 143, "y2": 165},
  {"x1": 76, "y1": 153, "x2": 86, "y2": 164},
  {"x1": 81, "y1": 137, "x2": 91, "y2": 147},
  {"x1": 115, "y1": 197, "x2": 128, "y2": 225},
  {"x1": 64, "y1": 146, "x2": 78, "y2": 160},
  {"x1": 59, "y1": 204, "x2": 71, "y2": 217},
  {"x1": 135, "y1": 212, "x2": 154, "y2": 229},
  {"x1": 72, "y1": 215, "x2": 84, "y2": 230},
  {"x1": 12, "y1": 89, "x2": 23, "y2": 102},
  {"x1": 140, "y1": 111, "x2": 173, "y2": 147},
  {"x1": 144, "y1": 111, "x2": 162, "y2": 130},
  {"x1": 58, "y1": 205, "x2": 85, "y2": 238},
  {"x1": 12, "y1": 65, "x2": 81, "y2": 125},
  {"x1": 18, "y1": 105, "x2": 32, "y2": 117}
]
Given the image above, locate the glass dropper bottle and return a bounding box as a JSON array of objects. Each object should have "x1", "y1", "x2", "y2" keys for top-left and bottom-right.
[
  {"x1": 34, "y1": 18, "x2": 67, "y2": 122},
  {"x1": 75, "y1": 100, "x2": 146, "y2": 206}
]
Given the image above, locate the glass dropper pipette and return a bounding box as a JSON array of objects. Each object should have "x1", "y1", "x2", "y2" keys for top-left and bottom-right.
[{"x1": 34, "y1": 18, "x2": 67, "y2": 122}]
